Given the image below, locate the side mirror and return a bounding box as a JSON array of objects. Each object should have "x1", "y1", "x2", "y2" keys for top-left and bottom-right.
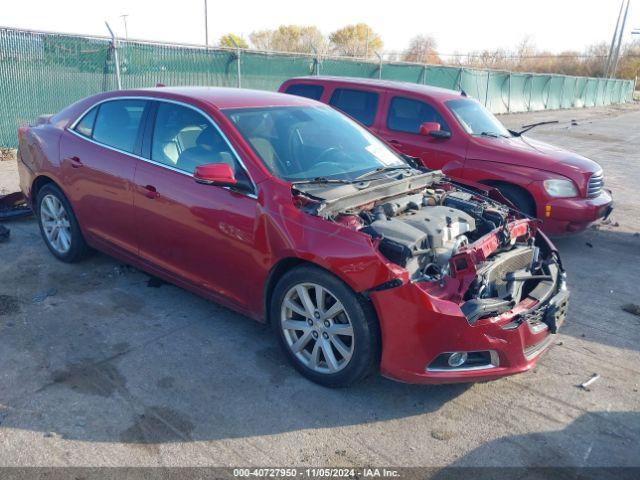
[
  {"x1": 419, "y1": 122, "x2": 451, "y2": 139},
  {"x1": 193, "y1": 163, "x2": 238, "y2": 187}
]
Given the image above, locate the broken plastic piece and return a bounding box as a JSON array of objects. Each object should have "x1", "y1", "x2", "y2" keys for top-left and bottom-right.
[
  {"x1": 579, "y1": 373, "x2": 600, "y2": 391},
  {"x1": 0, "y1": 192, "x2": 32, "y2": 220}
]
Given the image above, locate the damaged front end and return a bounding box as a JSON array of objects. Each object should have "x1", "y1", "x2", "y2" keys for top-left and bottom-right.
[{"x1": 293, "y1": 171, "x2": 569, "y2": 383}]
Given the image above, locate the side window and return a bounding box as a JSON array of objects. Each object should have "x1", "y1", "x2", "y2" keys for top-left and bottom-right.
[
  {"x1": 92, "y1": 100, "x2": 147, "y2": 153},
  {"x1": 151, "y1": 102, "x2": 244, "y2": 178},
  {"x1": 74, "y1": 106, "x2": 98, "y2": 137},
  {"x1": 329, "y1": 88, "x2": 379, "y2": 126},
  {"x1": 387, "y1": 96, "x2": 450, "y2": 134},
  {"x1": 285, "y1": 83, "x2": 324, "y2": 100}
]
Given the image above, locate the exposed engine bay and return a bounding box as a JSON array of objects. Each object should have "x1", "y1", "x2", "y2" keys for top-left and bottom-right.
[
  {"x1": 358, "y1": 188, "x2": 505, "y2": 280},
  {"x1": 293, "y1": 170, "x2": 567, "y2": 325}
]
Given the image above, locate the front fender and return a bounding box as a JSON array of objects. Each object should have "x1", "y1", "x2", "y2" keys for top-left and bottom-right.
[{"x1": 464, "y1": 159, "x2": 554, "y2": 186}]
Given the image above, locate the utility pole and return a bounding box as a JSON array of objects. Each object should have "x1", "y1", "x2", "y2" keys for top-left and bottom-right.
[
  {"x1": 611, "y1": 0, "x2": 631, "y2": 78},
  {"x1": 633, "y1": 30, "x2": 640, "y2": 93},
  {"x1": 204, "y1": 0, "x2": 209, "y2": 48},
  {"x1": 120, "y1": 14, "x2": 129, "y2": 41},
  {"x1": 105, "y1": 22, "x2": 122, "y2": 90},
  {"x1": 604, "y1": 1, "x2": 625, "y2": 77}
]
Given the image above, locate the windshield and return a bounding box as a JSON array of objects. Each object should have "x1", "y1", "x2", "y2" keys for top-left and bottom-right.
[
  {"x1": 445, "y1": 99, "x2": 511, "y2": 138},
  {"x1": 224, "y1": 106, "x2": 406, "y2": 181}
]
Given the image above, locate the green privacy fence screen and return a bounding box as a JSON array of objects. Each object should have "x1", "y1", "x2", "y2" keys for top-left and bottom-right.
[{"x1": 0, "y1": 27, "x2": 635, "y2": 147}]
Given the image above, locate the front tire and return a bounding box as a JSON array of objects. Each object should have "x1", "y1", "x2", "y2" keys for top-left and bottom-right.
[
  {"x1": 497, "y1": 184, "x2": 537, "y2": 217},
  {"x1": 271, "y1": 265, "x2": 380, "y2": 387},
  {"x1": 37, "y1": 183, "x2": 89, "y2": 262}
]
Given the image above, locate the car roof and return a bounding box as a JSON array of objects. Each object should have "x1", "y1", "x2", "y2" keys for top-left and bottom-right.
[
  {"x1": 107, "y1": 86, "x2": 322, "y2": 110},
  {"x1": 284, "y1": 76, "x2": 465, "y2": 101}
]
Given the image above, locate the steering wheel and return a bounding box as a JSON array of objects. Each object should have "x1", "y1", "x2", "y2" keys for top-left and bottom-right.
[{"x1": 314, "y1": 147, "x2": 341, "y2": 164}]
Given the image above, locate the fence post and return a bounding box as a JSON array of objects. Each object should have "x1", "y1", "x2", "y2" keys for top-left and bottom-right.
[
  {"x1": 375, "y1": 52, "x2": 383, "y2": 79},
  {"x1": 312, "y1": 46, "x2": 320, "y2": 76},
  {"x1": 457, "y1": 68, "x2": 462, "y2": 90},
  {"x1": 485, "y1": 71, "x2": 490, "y2": 107},
  {"x1": 105, "y1": 22, "x2": 122, "y2": 90},
  {"x1": 507, "y1": 73, "x2": 511, "y2": 113},
  {"x1": 230, "y1": 37, "x2": 242, "y2": 88}
]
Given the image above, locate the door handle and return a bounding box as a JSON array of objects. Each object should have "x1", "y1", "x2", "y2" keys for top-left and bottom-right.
[
  {"x1": 67, "y1": 156, "x2": 83, "y2": 168},
  {"x1": 144, "y1": 185, "x2": 159, "y2": 199},
  {"x1": 388, "y1": 140, "x2": 402, "y2": 146}
]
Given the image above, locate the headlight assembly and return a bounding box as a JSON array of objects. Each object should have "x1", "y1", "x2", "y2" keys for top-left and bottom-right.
[{"x1": 543, "y1": 179, "x2": 578, "y2": 198}]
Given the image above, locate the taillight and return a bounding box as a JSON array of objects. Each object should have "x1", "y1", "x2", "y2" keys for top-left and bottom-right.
[{"x1": 18, "y1": 126, "x2": 27, "y2": 143}]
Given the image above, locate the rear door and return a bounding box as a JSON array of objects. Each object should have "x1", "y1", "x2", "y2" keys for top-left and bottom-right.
[
  {"x1": 282, "y1": 83, "x2": 325, "y2": 101},
  {"x1": 327, "y1": 87, "x2": 384, "y2": 131},
  {"x1": 132, "y1": 100, "x2": 259, "y2": 309},
  {"x1": 60, "y1": 98, "x2": 149, "y2": 254},
  {"x1": 378, "y1": 95, "x2": 466, "y2": 174}
]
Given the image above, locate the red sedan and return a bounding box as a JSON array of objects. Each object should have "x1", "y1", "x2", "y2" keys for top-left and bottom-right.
[
  {"x1": 279, "y1": 77, "x2": 613, "y2": 236},
  {"x1": 17, "y1": 87, "x2": 569, "y2": 386}
]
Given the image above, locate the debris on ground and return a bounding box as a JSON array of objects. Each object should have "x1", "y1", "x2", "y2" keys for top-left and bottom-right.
[
  {"x1": 0, "y1": 192, "x2": 32, "y2": 220},
  {"x1": 579, "y1": 373, "x2": 601, "y2": 391},
  {"x1": 431, "y1": 430, "x2": 455, "y2": 441},
  {"x1": 112, "y1": 264, "x2": 137, "y2": 276},
  {"x1": 0, "y1": 147, "x2": 16, "y2": 162},
  {"x1": 585, "y1": 242, "x2": 593, "y2": 248},
  {"x1": 621, "y1": 303, "x2": 640, "y2": 317},
  {"x1": 0, "y1": 225, "x2": 9, "y2": 243},
  {"x1": 32, "y1": 288, "x2": 57, "y2": 303}
]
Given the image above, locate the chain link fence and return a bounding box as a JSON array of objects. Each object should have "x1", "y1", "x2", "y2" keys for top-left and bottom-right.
[{"x1": 0, "y1": 27, "x2": 635, "y2": 147}]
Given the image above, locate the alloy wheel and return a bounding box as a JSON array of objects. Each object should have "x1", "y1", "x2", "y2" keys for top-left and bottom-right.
[
  {"x1": 280, "y1": 282, "x2": 355, "y2": 374},
  {"x1": 40, "y1": 194, "x2": 72, "y2": 254}
]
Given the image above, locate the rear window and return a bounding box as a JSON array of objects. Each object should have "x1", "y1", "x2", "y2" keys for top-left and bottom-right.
[
  {"x1": 284, "y1": 83, "x2": 324, "y2": 101},
  {"x1": 329, "y1": 88, "x2": 379, "y2": 126},
  {"x1": 74, "y1": 107, "x2": 98, "y2": 137},
  {"x1": 92, "y1": 100, "x2": 147, "y2": 154},
  {"x1": 387, "y1": 96, "x2": 449, "y2": 134}
]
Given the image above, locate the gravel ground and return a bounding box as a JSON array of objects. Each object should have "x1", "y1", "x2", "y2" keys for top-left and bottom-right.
[{"x1": 0, "y1": 104, "x2": 638, "y2": 468}]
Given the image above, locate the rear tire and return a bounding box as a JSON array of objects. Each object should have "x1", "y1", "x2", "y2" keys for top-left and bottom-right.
[
  {"x1": 270, "y1": 265, "x2": 379, "y2": 387},
  {"x1": 36, "y1": 183, "x2": 89, "y2": 262},
  {"x1": 497, "y1": 184, "x2": 537, "y2": 217}
]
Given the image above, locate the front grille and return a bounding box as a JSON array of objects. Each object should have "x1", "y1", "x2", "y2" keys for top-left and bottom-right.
[{"x1": 587, "y1": 170, "x2": 604, "y2": 197}]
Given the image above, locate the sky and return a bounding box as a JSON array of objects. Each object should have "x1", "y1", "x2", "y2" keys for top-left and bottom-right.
[{"x1": 1, "y1": 0, "x2": 639, "y2": 54}]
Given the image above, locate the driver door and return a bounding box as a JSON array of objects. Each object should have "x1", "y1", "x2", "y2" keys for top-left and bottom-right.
[
  {"x1": 378, "y1": 95, "x2": 465, "y2": 173},
  {"x1": 133, "y1": 100, "x2": 258, "y2": 309}
]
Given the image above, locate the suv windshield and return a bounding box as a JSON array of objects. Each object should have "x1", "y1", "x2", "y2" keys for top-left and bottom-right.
[
  {"x1": 445, "y1": 99, "x2": 511, "y2": 138},
  {"x1": 224, "y1": 106, "x2": 406, "y2": 182}
]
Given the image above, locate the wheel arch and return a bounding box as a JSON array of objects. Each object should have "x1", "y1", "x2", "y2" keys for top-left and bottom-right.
[
  {"x1": 264, "y1": 257, "x2": 323, "y2": 325},
  {"x1": 31, "y1": 175, "x2": 57, "y2": 208},
  {"x1": 479, "y1": 179, "x2": 537, "y2": 216},
  {"x1": 263, "y1": 257, "x2": 379, "y2": 328}
]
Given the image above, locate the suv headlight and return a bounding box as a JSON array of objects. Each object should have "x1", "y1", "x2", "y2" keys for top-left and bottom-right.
[{"x1": 543, "y1": 179, "x2": 578, "y2": 198}]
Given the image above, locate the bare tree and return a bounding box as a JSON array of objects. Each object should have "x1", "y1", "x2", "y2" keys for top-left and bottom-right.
[
  {"x1": 329, "y1": 23, "x2": 382, "y2": 58},
  {"x1": 402, "y1": 35, "x2": 441, "y2": 64},
  {"x1": 249, "y1": 25, "x2": 326, "y2": 54}
]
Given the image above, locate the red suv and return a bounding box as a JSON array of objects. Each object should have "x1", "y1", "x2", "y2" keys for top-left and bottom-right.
[
  {"x1": 18, "y1": 87, "x2": 568, "y2": 386},
  {"x1": 279, "y1": 77, "x2": 613, "y2": 235}
]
